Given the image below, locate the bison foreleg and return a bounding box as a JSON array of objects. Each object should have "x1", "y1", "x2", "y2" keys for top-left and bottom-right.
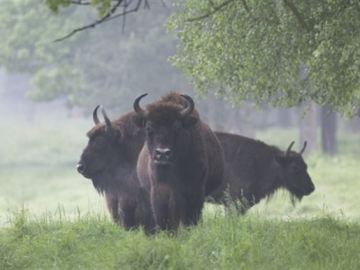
[
  {"x1": 105, "y1": 193, "x2": 121, "y2": 224},
  {"x1": 183, "y1": 196, "x2": 204, "y2": 226},
  {"x1": 119, "y1": 198, "x2": 137, "y2": 230},
  {"x1": 151, "y1": 185, "x2": 181, "y2": 231}
]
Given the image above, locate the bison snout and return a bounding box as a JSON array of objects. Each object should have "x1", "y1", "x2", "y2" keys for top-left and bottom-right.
[
  {"x1": 154, "y1": 148, "x2": 172, "y2": 164},
  {"x1": 76, "y1": 162, "x2": 85, "y2": 174},
  {"x1": 308, "y1": 183, "x2": 315, "y2": 193}
]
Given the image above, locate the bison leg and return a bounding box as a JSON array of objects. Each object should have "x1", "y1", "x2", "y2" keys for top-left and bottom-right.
[
  {"x1": 183, "y1": 195, "x2": 204, "y2": 226},
  {"x1": 119, "y1": 198, "x2": 137, "y2": 230},
  {"x1": 105, "y1": 193, "x2": 120, "y2": 224},
  {"x1": 136, "y1": 188, "x2": 156, "y2": 234},
  {"x1": 151, "y1": 184, "x2": 181, "y2": 231}
]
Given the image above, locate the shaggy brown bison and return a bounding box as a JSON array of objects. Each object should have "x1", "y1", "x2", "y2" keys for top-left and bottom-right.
[
  {"x1": 209, "y1": 132, "x2": 315, "y2": 213},
  {"x1": 135, "y1": 93, "x2": 224, "y2": 231},
  {"x1": 77, "y1": 106, "x2": 153, "y2": 231}
]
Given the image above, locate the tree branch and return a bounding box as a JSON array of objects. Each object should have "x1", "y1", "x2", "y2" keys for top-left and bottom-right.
[
  {"x1": 187, "y1": 0, "x2": 236, "y2": 22},
  {"x1": 54, "y1": 0, "x2": 145, "y2": 42},
  {"x1": 70, "y1": 0, "x2": 91, "y2": 5},
  {"x1": 102, "y1": 0, "x2": 143, "y2": 23},
  {"x1": 283, "y1": 0, "x2": 311, "y2": 32}
]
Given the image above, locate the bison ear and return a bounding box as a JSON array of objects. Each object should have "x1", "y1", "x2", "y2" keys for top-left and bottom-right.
[
  {"x1": 182, "y1": 115, "x2": 198, "y2": 127},
  {"x1": 274, "y1": 154, "x2": 288, "y2": 167}
]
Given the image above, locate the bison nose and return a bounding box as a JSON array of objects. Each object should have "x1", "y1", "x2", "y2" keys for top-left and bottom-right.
[
  {"x1": 76, "y1": 162, "x2": 85, "y2": 174},
  {"x1": 154, "y1": 148, "x2": 172, "y2": 162},
  {"x1": 309, "y1": 183, "x2": 315, "y2": 193}
]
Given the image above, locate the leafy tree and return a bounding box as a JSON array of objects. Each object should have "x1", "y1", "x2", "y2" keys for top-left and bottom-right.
[
  {"x1": 0, "y1": 0, "x2": 184, "y2": 111},
  {"x1": 0, "y1": 0, "x2": 90, "y2": 105},
  {"x1": 168, "y1": 0, "x2": 360, "y2": 116}
]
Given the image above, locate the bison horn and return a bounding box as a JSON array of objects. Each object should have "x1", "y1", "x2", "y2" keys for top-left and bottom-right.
[
  {"x1": 133, "y1": 93, "x2": 148, "y2": 114},
  {"x1": 93, "y1": 105, "x2": 101, "y2": 125},
  {"x1": 101, "y1": 107, "x2": 112, "y2": 130},
  {"x1": 180, "y1": 94, "x2": 195, "y2": 117},
  {"x1": 299, "y1": 141, "x2": 307, "y2": 155},
  {"x1": 286, "y1": 141, "x2": 295, "y2": 156}
]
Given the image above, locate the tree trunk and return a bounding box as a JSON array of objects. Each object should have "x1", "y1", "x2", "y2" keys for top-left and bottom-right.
[
  {"x1": 320, "y1": 105, "x2": 337, "y2": 155},
  {"x1": 298, "y1": 101, "x2": 318, "y2": 155}
]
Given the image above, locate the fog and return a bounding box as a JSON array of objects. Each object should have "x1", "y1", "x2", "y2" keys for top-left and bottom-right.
[{"x1": 0, "y1": 1, "x2": 359, "y2": 225}]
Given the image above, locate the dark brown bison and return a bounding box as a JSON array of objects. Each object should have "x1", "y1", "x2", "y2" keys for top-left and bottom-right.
[
  {"x1": 77, "y1": 106, "x2": 153, "y2": 231},
  {"x1": 135, "y1": 93, "x2": 224, "y2": 231},
  {"x1": 209, "y1": 132, "x2": 315, "y2": 213}
]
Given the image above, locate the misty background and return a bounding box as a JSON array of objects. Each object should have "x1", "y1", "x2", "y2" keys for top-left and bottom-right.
[{"x1": 0, "y1": 0, "x2": 359, "y2": 225}]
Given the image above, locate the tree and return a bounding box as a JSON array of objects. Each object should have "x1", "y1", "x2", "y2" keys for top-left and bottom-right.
[
  {"x1": 168, "y1": 0, "x2": 360, "y2": 116},
  {"x1": 321, "y1": 105, "x2": 337, "y2": 155},
  {"x1": 0, "y1": 0, "x2": 89, "y2": 106},
  {"x1": 0, "y1": 0, "x2": 185, "y2": 111},
  {"x1": 44, "y1": 0, "x2": 160, "y2": 41}
]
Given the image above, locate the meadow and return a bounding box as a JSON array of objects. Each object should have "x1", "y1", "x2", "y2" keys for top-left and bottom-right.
[{"x1": 0, "y1": 113, "x2": 359, "y2": 269}]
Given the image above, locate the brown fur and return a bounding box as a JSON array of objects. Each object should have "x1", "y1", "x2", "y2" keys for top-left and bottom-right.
[
  {"x1": 77, "y1": 111, "x2": 154, "y2": 232},
  {"x1": 209, "y1": 132, "x2": 315, "y2": 213},
  {"x1": 136, "y1": 93, "x2": 224, "y2": 231}
]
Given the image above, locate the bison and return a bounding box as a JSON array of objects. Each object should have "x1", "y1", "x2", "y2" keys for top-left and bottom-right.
[
  {"x1": 135, "y1": 93, "x2": 224, "y2": 231},
  {"x1": 77, "y1": 105, "x2": 153, "y2": 231},
  {"x1": 209, "y1": 132, "x2": 315, "y2": 213}
]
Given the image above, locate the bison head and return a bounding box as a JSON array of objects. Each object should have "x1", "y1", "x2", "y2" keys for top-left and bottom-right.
[
  {"x1": 133, "y1": 93, "x2": 198, "y2": 166},
  {"x1": 77, "y1": 105, "x2": 122, "y2": 179},
  {"x1": 275, "y1": 141, "x2": 315, "y2": 200}
]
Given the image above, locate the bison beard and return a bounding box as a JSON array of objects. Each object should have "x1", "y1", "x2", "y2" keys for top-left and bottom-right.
[
  {"x1": 77, "y1": 106, "x2": 154, "y2": 232},
  {"x1": 209, "y1": 132, "x2": 315, "y2": 213},
  {"x1": 135, "y1": 93, "x2": 224, "y2": 231}
]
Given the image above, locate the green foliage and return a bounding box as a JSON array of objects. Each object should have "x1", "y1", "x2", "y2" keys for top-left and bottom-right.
[
  {"x1": 0, "y1": 0, "x2": 92, "y2": 107},
  {"x1": 169, "y1": 0, "x2": 360, "y2": 115},
  {"x1": 45, "y1": 0, "x2": 112, "y2": 17},
  {"x1": 0, "y1": 0, "x2": 183, "y2": 110},
  {"x1": 45, "y1": 0, "x2": 71, "y2": 13}
]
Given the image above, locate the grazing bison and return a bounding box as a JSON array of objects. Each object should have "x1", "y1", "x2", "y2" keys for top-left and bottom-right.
[
  {"x1": 209, "y1": 132, "x2": 315, "y2": 213},
  {"x1": 77, "y1": 106, "x2": 153, "y2": 231},
  {"x1": 135, "y1": 93, "x2": 224, "y2": 231}
]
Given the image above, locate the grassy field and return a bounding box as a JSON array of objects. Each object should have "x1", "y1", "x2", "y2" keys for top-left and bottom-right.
[
  {"x1": 0, "y1": 113, "x2": 359, "y2": 269},
  {"x1": 1, "y1": 212, "x2": 360, "y2": 270}
]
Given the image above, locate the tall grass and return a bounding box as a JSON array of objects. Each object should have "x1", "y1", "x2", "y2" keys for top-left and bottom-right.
[{"x1": 1, "y1": 210, "x2": 360, "y2": 270}]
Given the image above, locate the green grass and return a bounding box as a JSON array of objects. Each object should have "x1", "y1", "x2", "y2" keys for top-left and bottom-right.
[
  {"x1": 0, "y1": 114, "x2": 359, "y2": 269},
  {"x1": 1, "y1": 211, "x2": 360, "y2": 270},
  {"x1": 0, "y1": 116, "x2": 105, "y2": 225}
]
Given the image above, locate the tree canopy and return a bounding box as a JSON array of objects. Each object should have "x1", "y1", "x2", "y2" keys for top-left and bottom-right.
[
  {"x1": 168, "y1": 0, "x2": 360, "y2": 116},
  {"x1": 0, "y1": 0, "x2": 184, "y2": 111}
]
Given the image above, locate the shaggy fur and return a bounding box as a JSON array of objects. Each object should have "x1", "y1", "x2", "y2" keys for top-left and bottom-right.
[
  {"x1": 78, "y1": 111, "x2": 154, "y2": 232},
  {"x1": 209, "y1": 132, "x2": 315, "y2": 213},
  {"x1": 136, "y1": 93, "x2": 224, "y2": 231}
]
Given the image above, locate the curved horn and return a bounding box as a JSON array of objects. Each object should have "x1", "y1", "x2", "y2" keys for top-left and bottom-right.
[
  {"x1": 286, "y1": 141, "x2": 295, "y2": 156},
  {"x1": 93, "y1": 105, "x2": 100, "y2": 125},
  {"x1": 133, "y1": 93, "x2": 148, "y2": 113},
  {"x1": 180, "y1": 94, "x2": 195, "y2": 117},
  {"x1": 101, "y1": 107, "x2": 112, "y2": 130},
  {"x1": 299, "y1": 141, "x2": 307, "y2": 155}
]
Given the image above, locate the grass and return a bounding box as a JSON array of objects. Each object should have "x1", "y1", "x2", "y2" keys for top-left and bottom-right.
[
  {"x1": 1, "y1": 211, "x2": 360, "y2": 270},
  {"x1": 0, "y1": 113, "x2": 359, "y2": 269}
]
